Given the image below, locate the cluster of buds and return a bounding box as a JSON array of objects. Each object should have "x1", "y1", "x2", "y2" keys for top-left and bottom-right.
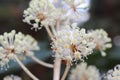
[
  {"x1": 51, "y1": 23, "x2": 95, "y2": 64},
  {"x1": 23, "y1": 0, "x2": 112, "y2": 63},
  {"x1": 23, "y1": 0, "x2": 90, "y2": 31},
  {"x1": 0, "y1": 30, "x2": 39, "y2": 68},
  {"x1": 23, "y1": 0, "x2": 58, "y2": 31},
  {"x1": 0, "y1": 0, "x2": 114, "y2": 80},
  {"x1": 88, "y1": 29, "x2": 112, "y2": 56},
  {"x1": 69, "y1": 62, "x2": 101, "y2": 80},
  {"x1": 105, "y1": 65, "x2": 120, "y2": 80},
  {"x1": 3, "y1": 75, "x2": 22, "y2": 80}
]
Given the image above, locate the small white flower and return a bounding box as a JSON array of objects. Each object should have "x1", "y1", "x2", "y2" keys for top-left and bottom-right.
[
  {"x1": 51, "y1": 23, "x2": 95, "y2": 64},
  {"x1": 106, "y1": 65, "x2": 120, "y2": 80},
  {"x1": 49, "y1": 0, "x2": 62, "y2": 7},
  {"x1": 69, "y1": 62, "x2": 101, "y2": 80},
  {"x1": 89, "y1": 29, "x2": 112, "y2": 56},
  {"x1": 23, "y1": 0, "x2": 59, "y2": 31},
  {"x1": 18, "y1": 34, "x2": 40, "y2": 56},
  {"x1": 3, "y1": 75, "x2": 22, "y2": 80},
  {"x1": 0, "y1": 30, "x2": 39, "y2": 68},
  {"x1": 62, "y1": 0, "x2": 90, "y2": 23}
]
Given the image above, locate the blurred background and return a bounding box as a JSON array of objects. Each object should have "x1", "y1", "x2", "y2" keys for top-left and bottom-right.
[{"x1": 0, "y1": 0, "x2": 120, "y2": 80}]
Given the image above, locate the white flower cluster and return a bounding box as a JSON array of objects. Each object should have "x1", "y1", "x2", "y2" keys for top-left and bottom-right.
[
  {"x1": 3, "y1": 75, "x2": 22, "y2": 80},
  {"x1": 23, "y1": 0, "x2": 59, "y2": 31},
  {"x1": 89, "y1": 29, "x2": 112, "y2": 56},
  {"x1": 69, "y1": 62, "x2": 101, "y2": 80},
  {"x1": 63, "y1": 0, "x2": 90, "y2": 23},
  {"x1": 51, "y1": 23, "x2": 95, "y2": 64},
  {"x1": 23, "y1": 0, "x2": 90, "y2": 31},
  {"x1": 0, "y1": 30, "x2": 39, "y2": 68},
  {"x1": 106, "y1": 65, "x2": 120, "y2": 80}
]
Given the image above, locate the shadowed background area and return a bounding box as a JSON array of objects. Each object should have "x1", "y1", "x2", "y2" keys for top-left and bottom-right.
[{"x1": 0, "y1": 0, "x2": 120, "y2": 80}]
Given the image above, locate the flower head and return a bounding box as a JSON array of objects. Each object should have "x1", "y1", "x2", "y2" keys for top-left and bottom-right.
[
  {"x1": 105, "y1": 65, "x2": 120, "y2": 80},
  {"x1": 0, "y1": 30, "x2": 39, "y2": 68},
  {"x1": 51, "y1": 23, "x2": 95, "y2": 64},
  {"x1": 89, "y1": 29, "x2": 112, "y2": 56},
  {"x1": 62, "y1": 0, "x2": 90, "y2": 23},
  {"x1": 69, "y1": 62, "x2": 101, "y2": 80},
  {"x1": 3, "y1": 75, "x2": 22, "y2": 80},
  {"x1": 16, "y1": 33, "x2": 40, "y2": 53},
  {"x1": 23, "y1": 0, "x2": 59, "y2": 31}
]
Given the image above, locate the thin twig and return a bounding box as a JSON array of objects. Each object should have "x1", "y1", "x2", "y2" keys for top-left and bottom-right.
[
  {"x1": 45, "y1": 26, "x2": 53, "y2": 39},
  {"x1": 61, "y1": 63, "x2": 70, "y2": 80},
  {"x1": 53, "y1": 57, "x2": 61, "y2": 80},
  {"x1": 56, "y1": 19, "x2": 60, "y2": 31},
  {"x1": 28, "y1": 54, "x2": 53, "y2": 68},
  {"x1": 14, "y1": 55, "x2": 39, "y2": 80},
  {"x1": 51, "y1": 26, "x2": 57, "y2": 35}
]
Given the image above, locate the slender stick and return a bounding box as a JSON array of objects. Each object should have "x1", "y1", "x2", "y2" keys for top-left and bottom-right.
[
  {"x1": 28, "y1": 55, "x2": 53, "y2": 68},
  {"x1": 44, "y1": 21, "x2": 61, "y2": 80},
  {"x1": 61, "y1": 63, "x2": 70, "y2": 80},
  {"x1": 53, "y1": 57, "x2": 61, "y2": 80},
  {"x1": 51, "y1": 26, "x2": 56, "y2": 35},
  {"x1": 56, "y1": 19, "x2": 60, "y2": 31},
  {"x1": 45, "y1": 26, "x2": 53, "y2": 39},
  {"x1": 14, "y1": 55, "x2": 39, "y2": 80}
]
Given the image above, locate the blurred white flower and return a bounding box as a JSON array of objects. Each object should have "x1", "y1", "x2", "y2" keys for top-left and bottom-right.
[
  {"x1": 23, "y1": 0, "x2": 91, "y2": 31},
  {"x1": 23, "y1": 0, "x2": 60, "y2": 31},
  {"x1": 51, "y1": 23, "x2": 95, "y2": 64},
  {"x1": 69, "y1": 62, "x2": 101, "y2": 80},
  {"x1": 63, "y1": 0, "x2": 90, "y2": 24},
  {"x1": 89, "y1": 29, "x2": 112, "y2": 56},
  {"x1": 0, "y1": 30, "x2": 17, "y2": 67},
  {"x1": 50, "y1": 0, "x2": 62, "y2": 7},
  {"x1": 106, "y1": 65, "x2": 120, "y2": 80},
  {"x1": 113, "y1": 35, "x2": 120, "y2": 47},
  {"x1": 3, "y1": 75, "x2": 22, "y2": 80},
  {"x1": 20, "y1": 34, "x2": 39, "y2": 56},
  {"x1": 0, "y1": 30, "x2": 39, "y2": 68}
]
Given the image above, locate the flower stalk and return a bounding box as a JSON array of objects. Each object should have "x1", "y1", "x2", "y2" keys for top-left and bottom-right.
[
  {"x1": 61, "y1": 62, "x2": 70, "y2": 80},
  {"x1": 28, "y1": 54, "x2": 53, "y2": 68},
  {"x1": 14, "y1": 55, "x2": 39, "y2": 80},
  {"x1": 45, "y1": 26, "x2": 54, "y2": 39},
  {"x1": 53, "y1": 57, "x2": 61, "y2": 80}
]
